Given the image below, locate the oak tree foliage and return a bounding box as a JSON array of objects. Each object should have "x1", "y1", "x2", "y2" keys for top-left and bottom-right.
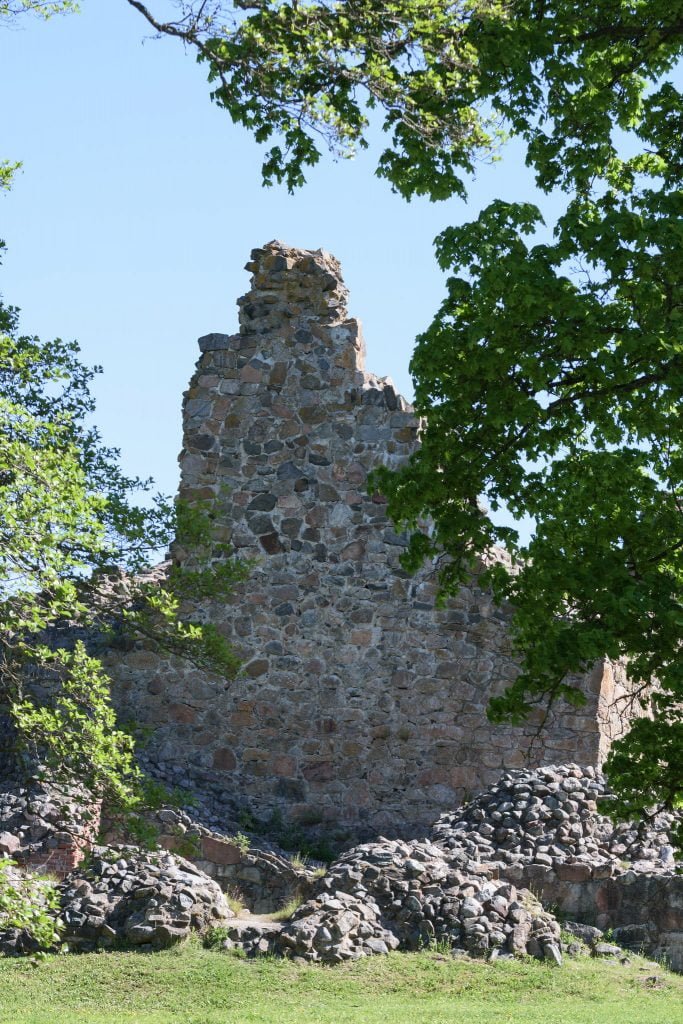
[{"x1": 0, "y1": 2, "x2": 78, "y2": 17}]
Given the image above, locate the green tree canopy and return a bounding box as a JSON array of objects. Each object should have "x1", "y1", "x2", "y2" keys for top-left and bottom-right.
[
  {"x1": 124, "y1": 1, "x2": 683, "y2": 197},
  {"x1": 0, "y1": 2, "x2": 78, "y2": 16}
]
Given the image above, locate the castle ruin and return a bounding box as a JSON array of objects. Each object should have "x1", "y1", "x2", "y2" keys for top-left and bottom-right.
[{"x1": 109, "y1": 241, "x2": 633, "y2": 839}]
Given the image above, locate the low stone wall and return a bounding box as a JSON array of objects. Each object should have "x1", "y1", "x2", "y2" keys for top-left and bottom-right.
[
  {"x1": 152, "y1": 809, "x2": 310, "y2": 914},
  {"x1": 192, "y1": 845, "x2": 307, "y2": 915},
  {"x1": 506, "y1": 864, "x2": 683, "y2": 971}
]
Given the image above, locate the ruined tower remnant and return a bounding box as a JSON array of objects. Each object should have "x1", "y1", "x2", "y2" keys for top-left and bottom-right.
[{"x1": 111, "y1": 241, "x2": 631, "y2": 837}]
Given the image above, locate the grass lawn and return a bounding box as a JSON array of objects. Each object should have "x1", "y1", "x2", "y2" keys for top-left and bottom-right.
[{"x1": 0, "y1": 943, "x2": 679, "y2": 1024}]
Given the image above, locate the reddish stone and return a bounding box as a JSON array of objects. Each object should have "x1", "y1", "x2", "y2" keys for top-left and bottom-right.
[
  {"x1": 269, "y1": 362, "x2": 288, "y2": 388},
  {"x1": 555, "y1": 862, "x2": 592, "y2": 882},
  {"x1": 245, "y1": 659, "x2": 269, "y2": 678},
  {"x1": 596, "y1": 883, "x2": 622, "y2": 914},
  {"x1": 417, "y1": 768, "x2": 450, "y2": 787},
  {"x1": 345, "y1": 462, "x2": 367, "y2": 485},
  {"x1": 302, "y1": 761, "x2": 334, "y2": 783},
  {"x1": 0, "y1": 831, "x2": 21, "y2": 857},
  {"x1": 230, "y1": 711, "x2": 254, "y2": 727},
  {"x1": 271, "y1": 755, "x2": 296, "y2": 776},
  {"x1": 158, "y1": 835, "x2": 183, "y2": 854},
  {"x1": 26, "y1": 841, "x2": 83, "y2": 879},
  {"x1": 340, "y1": 540, "x2": 365, "y2": 561},
  {"x1": 201, "y1": 836, "x2": 242, "y2": 866},
  {"x1": 271, "y1": 400, "x2": 296, "y2": 420},
  {"x1": 242, "y1": 747, "x2": 270, "y2": 763},
  {"x1": 260, "y1": 532, "x2": 283, "y2": 554},
  {"x1": 213, "y1": 747, "x2": 237, "y2": 771},
  {"x1": 240, "y1": 364, "x2": 263, "y2": 383},
  {"x1": 168, "y1": 703, "x2": 197, "y2": 724}
]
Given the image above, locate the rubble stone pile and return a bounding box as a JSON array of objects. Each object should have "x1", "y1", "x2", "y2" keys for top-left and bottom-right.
[
  {"x1": 1, "y1": 762, "x2": 680, "y2": 967},
  {"x1": 277, "y1": 889, "x2": 399, "y2": 962},
  {"x1": 59, "y1": 845, "x2": 233, "y2": 951},
  {"x1": 431, "y1": 764, "x2": 676, "y2": 874},
  {"x1": 275, "y1": 837, "x2": 561, "y2": 964}
]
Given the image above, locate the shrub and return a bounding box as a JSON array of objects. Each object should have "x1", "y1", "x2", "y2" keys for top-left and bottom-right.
[{"x1": 0, "y1": 858, "x2": 61, "y2": 954}]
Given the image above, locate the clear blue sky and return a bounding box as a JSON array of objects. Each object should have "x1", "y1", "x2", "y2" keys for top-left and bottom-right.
[{"x1": 2, "y1": 1, "x2": 558, "y2": 509}]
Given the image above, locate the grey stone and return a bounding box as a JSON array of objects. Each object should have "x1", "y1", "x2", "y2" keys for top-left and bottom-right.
[
  {"x1": 198, "y1": 333, "x2": 238, "y2": 352},
  {"x1": 593, "y1": 943, "x2": 624, "y2": 958},
  {"x1": 247, "y1": 493, "x2": 277, "y2": 512},
  {"x1": 0, "y1": 832, "x2": 20, "y2": 856},
  {"x1": 460, "y1": 898, "x2": 484, "y2": 919},
  {"x1": 563, "y1": 922, "x2": 603, "y2": 944},
  {"x1": 544, "y1": 942, "x2": 563, "y2": 966}
]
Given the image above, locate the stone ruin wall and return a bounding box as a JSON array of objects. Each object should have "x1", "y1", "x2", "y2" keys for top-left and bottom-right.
[{"x1": 109, "y1": 241, "x2": 635, "y2": 840}]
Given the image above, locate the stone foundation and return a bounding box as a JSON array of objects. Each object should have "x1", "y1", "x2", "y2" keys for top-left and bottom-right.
[{"x1": 507, "y1": 865, "x2": 683, "y2": 971}]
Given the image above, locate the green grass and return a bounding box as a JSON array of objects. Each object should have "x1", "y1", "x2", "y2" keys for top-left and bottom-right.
[
  {"x1": 269, "y1": 894, "x2": 304, "y2": 921},
  {"x1": 0, "y1": 943, "x2": 679, "y2": 1024}
]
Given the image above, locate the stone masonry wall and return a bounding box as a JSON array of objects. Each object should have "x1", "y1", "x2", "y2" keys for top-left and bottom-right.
[
  {"x1": 510, "y1": 865, "x2": 683, "y2": 971},
  {"x1": 0, "y1": 772, "x2": 100, "y2": 879},
  {"x1": 109, "y1": 241, "x2": 635, "y2": 839}
]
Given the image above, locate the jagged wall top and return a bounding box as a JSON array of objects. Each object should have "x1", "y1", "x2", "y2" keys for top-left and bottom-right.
[
  {"x1": 240, "y1": 240, "x2": 349, "y2": 331},
  {"x1": 197, "y1": 241, "x2": 369, "y2": 377}
]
